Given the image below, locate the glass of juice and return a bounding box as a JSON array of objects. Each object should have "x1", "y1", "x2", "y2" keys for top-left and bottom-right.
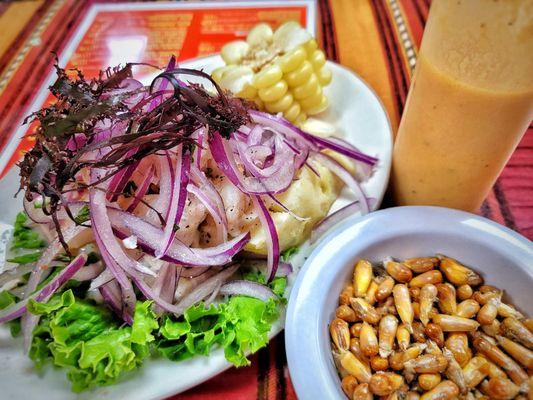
[{"x1": 391, "y1": 0, "x2": 533, "y2": 212}]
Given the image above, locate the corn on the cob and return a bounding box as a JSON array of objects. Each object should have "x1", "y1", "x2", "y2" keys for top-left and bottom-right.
[
  {"x1": 376, "y1": 276, "x2": 395, "y2": 302},
  {"x1": 379, "y1": 315, "x2": 398, "y2": 358},
  {"x1": 433, "y1": 314, "x2": 480, "y2": 332},
  {"x1": 341, "y1": 374, "x2": 358, "y2": 398},
  {"x1": 409, "y1": 270, "x2": 443, "y2": 288},
  {"x1": 500, "y1": 317, "x2": 533, "y2": 349},
  {"x1": 403, "y1": 257, "x2": 439, "y2": 273},
  {"x1": 351, "y1": 383, "x2": 372, "y2": 400},
  {"x1": 336, "y1": 304, "x2": 357, "y2": 322},
  {"x1": 360, "y1": 322, "x2": 379, "y2": 357},
  {"x1": 420, "y1": 380, "x2": 459, "y2": 400},
  {"x1": 394, "y1": 284, "x2": 414, "y2": 331},
  {"x1": 386, "y1": 261, "x2": 413, "y2": 283},
  {"x1": 330, "y1": 318, "x2": 350, "y2": 351},
  {"x1": 214, "y1": 21, "x2": 331, "y2": 124},
  {"x1": 339, "y1": 351, "x2": 372, "y2": 383},
  {"x1": 420, "y1": 284, "x2": 438, "y2": 326}
]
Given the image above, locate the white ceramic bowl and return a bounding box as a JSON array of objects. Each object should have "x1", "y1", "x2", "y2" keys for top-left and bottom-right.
[{"x1": 285, "y1": 206, "x2": 533, "y2": 400}]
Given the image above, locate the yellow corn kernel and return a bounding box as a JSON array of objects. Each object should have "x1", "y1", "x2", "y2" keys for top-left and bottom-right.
[
  {"x1": 376, "y1": 276, "x2": 395, "y2": 302},
  {"x1": 336, "y1": 304, "x2": 357, "y2": 323},
  {"x1": 360, "y1": 322, "x2": 378, "y2": 357},
  {"x1": 351, "y1": 383, "x2": 372, "y2": 400},
  {"x1": 425, "y1": 323, "x2": 444, "y2": 347},
  {"x1": 310, "y1": 49, "x2": 326, "y2": 70},
  {"x1": 405, "y1": 392, "x2": 421, "y2": 400},
  {"x1": 405, "y1": 354, "x2": 448, "y2": 374},
  {"x1": 364, "y1": 281, "x2": 379, "y2": 305},
  {"x1": 246, "y1": 23, "x2": 273, "y2": 46},
  {"x1": 477, "y1": 301, "x2": 498, "y2": 325},
  {"x1": 220, "y1": 40, "x2": 249, "y2": 64},
  {"x1": 445, "y1": 333, "x2": 470, "y2": 367},
  {"x1": 409, "y1": 270, "x2": 443, "y2": 288},
  {"x1": 401, "y1": 343, "x2": 426, "y2": 364},
  {"x1": 369, "y1": 372, "x2": 404, "y2": 396},
  {"x1": 264, "y1": 92, "x2": 293, "y2": 113},
  {"x1": 299, "y1": 86, "x2": 323, "y2": 110},
  {"x1": 420, "y1": 381, "x2": 459, "y2": 400},
  {"x1": 501, "y1": 317, "x2": 533, "y2": 349},
  {"x1": 439, "y1": 256, "x2": 483, "y2": 286},
  {"x1": 292, "y1": 73, "x2": 319, "y2": 100},
  {"x1": 378, "y1": 315, "x2": 398, "y2": 358},
  {"x1": 411, "y1": 321, "x2": 426, "y2": 343},
  {"x1": 456, "y1": 284, "x2": 473, "y2": 300},
  {"x1": 211, "y1": 66, "x2": 233, "y2": 83},
  {"x1": 339, "y1": 351, "x2": 372, "y2": 384},
  {"x1": 236, "y1": 84, "x2": 257, "y2": 100},
  {"x1": 317, "y1": 66, "x2": 332, "y2": 85},
  {"x1": 283, "y1": 101, "x2": 301, "y2": 122},
  {"x1": 284, "y1": 60, "x2": 313, "y2": 87},
  {"x1": 481, "y1": 318, "x2": 501, "y2": 337},
  {"x1": 403, "y1": 257, "x2": 439, "y2": 273},
  {"x1": 418, "y1": 373, "x2": 441, "y2": 391},
  {"x1": 253, "y1": 97, "x2": 264, "y2": 109},
  {"x1": 385, "y1": 261, "x2": 413, "y2": 283},
  {"x1": 306, "y1": 94, "x2": 329, "y2": 115},
  {"x1": 339, "y1": 285, "x2": 354, "y2": 306},
  {"x1": 330, "y1": 318, "x2": 350, "y2": 351},
  {"x1": 350, "y1": 323, "x2": 363, "y2": 337},
  {"x1": 495, "y1": 335, "x2": 533, "y2": 369},
  {"x1": 420, "y1": 283, "x2": 438, "y2": 326},
  {"x1": 484, "y1": 377, "x2": 520, "y2": 400},
  {"x1": 456, "y1": 299, "x2": 480, "y2": 318},
  {"x1": 277, "y1": 46, "x2": 307, "y2": 73},
  {"x1": 258, "y1": 80, "x2": 288, "y2": 102},
  {"x1": 252, "y1": 64, "x2": 283, "y2": 89},
  {"x1": 479, "y1": 355, "x2": 508, "y2": 379},
  {"x1": 396, "y1": 323, "x2": 410, "y2": 351},
  {"x1": 436, "y1": 283, "x2": 457, "y2": 315},
  {"x1": 303, "y1": 38, "x2": 318, "y2": 54},
  {"x1": 497, "y1": 302, "x2": 524, "y2": 320},
  {"x1": 350, "y1": 298, "x2": 380, "y2": 325},
  {"x1": 433, "y1": 314, "x2": 480, "y2": 332},
  {"x1": 294, "y1": 112, "x2": 307, "y2": 126},
  {"x1": 523, "y1": 318, "x2": 533, "y2": 332},
  {"x1": 462, "y1": 356, "x2": 489, "y2": 388},
  {"x1": 370, "y1": 356, "x2": 389, "y2": 371},
  {"x1": 349, "y1": 337, "x2": 366, "y2": 361},
  {"x1": 341, "y1": 374, "x2": 358, "y2": 398},
  {"x1": 393, "y1": 284, "x2": 413, "y2": 331},
  {"x1": 353, "y1": 259, "x2": 373, "y2": 297}
]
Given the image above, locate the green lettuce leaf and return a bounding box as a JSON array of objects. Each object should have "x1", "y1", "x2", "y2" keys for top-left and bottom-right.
[
  {"x1": 11, "y1": 212, "x2": 46, "y2": 250},
  {"x1": 0, "y1": 291, "x2": 21, "y2": 337},
  {"x1": 7, "y1": 252, "x2": 42, "y2": 264},
  {"x1": 28, "y1": 290, "x2": 158, "y2": 392}
]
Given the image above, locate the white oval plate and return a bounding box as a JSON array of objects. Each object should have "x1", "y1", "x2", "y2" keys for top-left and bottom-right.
[
  {"x1": 0, "y1": 56, "x2": 392, "y2": 400},
  {"x1": 285, "y1": 206, "x2": 533, "y2": 400}
]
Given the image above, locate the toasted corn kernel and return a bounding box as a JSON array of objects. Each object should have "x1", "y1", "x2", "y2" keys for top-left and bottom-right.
[
  {"x1": 477, "y1": 302, "x2": 498, "y2": 325},
  {"x1": 425, "y1": 340, "x2": 443, "y2": 356},
  {"x1": 412, "y1": 302, "x2": 421, "y2": 320},
  {"x1": 501, "y1": 317, "x2": 533, "y2": 350},
  {"x1": 330, "y1": 318, "x2": 350, "y2": 351},
  {"x1": 443, "y1": 348, "x2": 467, "y2": 394},
  {"x1": 409, "y1": 270, "x2": 443, "y2": 288},
  {"x1": 439, "y1": 256, "x2": 483, "y2": 286},
  {"x1": 336, "y1": 304, "x2": 357, "y2": 322},
  {"x1": 350, "y1": 298, "x2": 380, "y2": 325},
  {"x1": 396, "y1": 323, "x2": 411, "y2": 351},
  {"x1": 340, "y1": 285, "x2": 354, "y2": 305},
  {"x1": 350, "y1": 337, "x2": 367, "y2": 362},
  {"x1": 386, "y1": 261, "x2": 413, "y2": 283},
  {"x1": 445, "y1": 333, "x2": 470, "y2": 367},
  {"x1": 425, "y1": 323, "x2": 444, "y2": 347},
  {"x1": 389, "y1": 351, "x2": 405, "y2": 370},
  {"x1": 462, "y1": 356, "x2": 489, "y2": 388},
  {"x1": 353, "y1": 260, "x2": 373, "y2": 297},
  {"x1": 404, "y1": 353, "x2": 448, "y2": 374},
  {"x1": 433, "y1": 314, "x2": 480, "y2": 332},
  {"x1": 479, "y1": 284, "x2": 501, "y2": 294},
  {"x1": 409, "y1": 287, "x2": 421, "y2": 302},
  {"x1": 457, "y1": 284, "x2": 473, "y2": 301},
  {"x1": 478, "y1": 355, "x2": 508, "y2": 379},
  {"x1": 523, "y1": 318, "x2": 533, "y2": 332},
  {"x1": 350, "y1": 323, "x2": 363, "y2": 337},
  {"x1": 472, "y1": 290, "x2": 500, "y2": 306},
  {"x1": 351, "y1": 383, "x2": 372, "y2": 400},
  {"x1": 495, "y1": 335, "x2": 533, "y2": 369},
  {"x1": 360, "y1": 322, "x2": 379, "y2": 357},
  {"x1": 364, "y1": 281, "x2": 379, "y2": 305},
  {"x1": 472, "y1": 332, "x2": 528, "y2": 385},
  {"x1": 405, "y1": 391, "x2": 421, "y2": 400},
  {"x1": 402, "y1": 343, "x2": 427, "y2": 364},
  {"x1": 418, "y1": 373, "x2": 441, "y2": 391},
  {"x1": 379, "y1": 315, "x2": 398, "y2": 358},
  {"x1": 412, "y1": 321, "x2": 427, "y2": 343},
  {"x1": 485, "y1": 377, "x2": 520, "y2": 400},
  {"x1": 420, "y1": 380, "x2": 459, "y2": 400},
  {"x1": 393, "y1": 284, "x2": 414, "y2": 332},
  {"x1": 420, "y1": 284, "x2": 438, "y2": 326},
  {"x1": 339, "y1": 351, "x2": 372, "y2": 383},
  {"x1": 370, "y1": 356, "x2": 389, "y2": 371},
  {"x1": 376, "y1": 276, "x2": 395, "y2": 302},
  {"x1": 369, "y1": 372, "x2": 404, "y2": 396},
  {"x1": 341, "y1": 375, "x2": 358, "y2": 398},
  {"x1": 497, "y1": 302, "x2": 524, "y2": 320},
  {"x1": 456, "y1": 299, "x2": 481, "y2": 319},
  {"x1": 436, "y1": 283, "x2": 457, "y2": 315},
  {"x1": 403, "y1": 257, "x2": 439, "y2": 273}
]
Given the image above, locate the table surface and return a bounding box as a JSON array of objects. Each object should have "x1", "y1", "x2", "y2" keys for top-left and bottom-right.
[{"x1": 0, "y1": 1, "x2": 531, "y2": 399}]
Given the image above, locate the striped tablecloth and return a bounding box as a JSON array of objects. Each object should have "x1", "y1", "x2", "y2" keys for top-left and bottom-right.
[{"x1": 0, "y1": 1, "x2": 531, "y2": 399}]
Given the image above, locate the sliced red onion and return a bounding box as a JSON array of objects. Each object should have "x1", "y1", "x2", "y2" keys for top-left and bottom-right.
[
  {"x1": 23, "y1": 196, "x2": 50, "y2": 224},
  {"x1": 99, "y1": 280, "x2": 126, "y2": 320},
  {"x1": 267, "y1": 194, "x2": 309, "y2": 222},
  {"x1": 172, "y1": 264, "x2": 239, "y2": 314},
  {"x1": 126, "y1": 165, "x2": 155, "y2": 213},
  {"x1": 187, "y1": 184, "x2": 227, "y2": 242},
  {"x1": 89, "y1": 268, "x2": 114, "y2": 290},
  {"x1": 194, "y1": 126, "x2": 206, "y2": 170},
  {"x1": 71, "y1": 262, "x2": 104, "y2": 281},
  {"x1": 310, "y1": 201, "x2": 363, "y2": 245},
  {"x1": 251, "y1": 195, "x2": 279, "y2": 282},
  {"x1": 107, "y1": 154, "x2": 139, "y2": 202},
  {"x1": 107, "y1": 207, "x2": 249, "y2": 266},
  {"x1": 204, "y1": 281, "x2": 222, "y2": 306},
  {"x1": 148, "y1": 56, "x2": 176, "y2": 111},
  {"x1": 190, "y1": 165, "x2": 227, "y2": 230},
  {"x1": 152, "y1": 263, "x2": 178, "y2": 314},
  {"x1": 0, "y1": 254, "x2": 87, "y2": 323},
  {"x1": 219, "y1": 280, "x2": 276, "y2": 302},
  {"x1": 277, "y1": 261, "x2": 293, "y2": 277},
  {"x1": 146, "y1": 153, "x2": 173, "y2": 225},
  {"x1": 325, "y1": 137, "x2": 374, "y2": 180},
  {"x1": 312, "y1": 152, "x2": 370, "y2": 214},
  {"x1": 156, "y1": 146, "x2": 190, "y2": 258}
]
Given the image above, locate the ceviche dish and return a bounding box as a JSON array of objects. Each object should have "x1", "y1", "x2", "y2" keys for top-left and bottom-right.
[{"x1": 0, "y1": 22, "x2": 378, "y2": 392}]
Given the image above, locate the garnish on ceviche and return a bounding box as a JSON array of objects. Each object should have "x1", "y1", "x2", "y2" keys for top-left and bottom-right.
[{"x1": 0, "y1": 56, "x2": 376, "y2": 391}]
